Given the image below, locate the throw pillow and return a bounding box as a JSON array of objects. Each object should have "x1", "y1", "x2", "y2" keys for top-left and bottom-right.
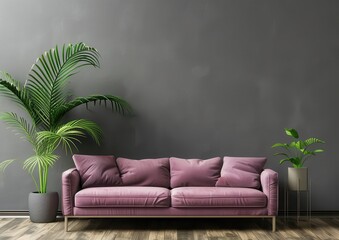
[
  {"x1": 216, "y1": 156, "x2": 267, "y2": 189},
  {"x1": 72, "y1": 154, "x2": 122, "y2": 188},
  {"x1": 170, "y1": 157, "x2": 222, "y2": 188},
  {"x1": 116, "y1": 158, "x2": 170, "y2": 188}
]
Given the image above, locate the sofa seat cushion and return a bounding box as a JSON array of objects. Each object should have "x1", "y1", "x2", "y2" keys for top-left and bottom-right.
[
  {"x1": 171, "y1": 187, "x2": 267, "y2": 208},
  {"x1": 75, "y1": 186, "x2": 171, "y2": 208}
]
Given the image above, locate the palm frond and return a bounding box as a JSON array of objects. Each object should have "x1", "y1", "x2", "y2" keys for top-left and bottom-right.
[
  {"x1": 0, "y1": 112, "x2": 36, "y2": 144},
  {"x1": 53, "y1": 94, "x2": 133, "y2": 125},
  {"x1": 0, "y1": 72, "x2": 38, "y2": 124},
  {"x1": 56, "y1": 119, "x2": 102, "y2": 149},
  {"x1": 37, "y1": 119, "x2": 102, "y2": 154},
  {"x1": 22, "y1": 155, "x2": 37, "y2": 174},
  {"x1": 0, "y1": 159, "x2": 15, "y2": 172},
  {"x1": 35, "y1": 131, "x2": 60, "y2": 154},
  {"x1": 37, "y1": 130, "x2": 81, "y2": 154},
  {"x1": 23, "y1": 154, "x2": 58, "y2": 174},
  {"x1": 26, "y1": 43, "x2": 100, "y2": 129}
]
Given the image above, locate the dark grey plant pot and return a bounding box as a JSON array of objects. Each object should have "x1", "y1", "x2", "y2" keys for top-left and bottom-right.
[{"x1": 28, "y1": 192, "x2": 59, "y2": 223}]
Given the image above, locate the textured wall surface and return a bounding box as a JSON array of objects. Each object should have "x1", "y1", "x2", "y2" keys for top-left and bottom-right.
[{"x1": 0, "y1": 0, "x2": 338, "y2": 211}]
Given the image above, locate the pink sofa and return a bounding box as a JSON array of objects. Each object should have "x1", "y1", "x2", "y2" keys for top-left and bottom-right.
[{"x1": 62, "y1": 155, "x2": 278, "y2": 232}]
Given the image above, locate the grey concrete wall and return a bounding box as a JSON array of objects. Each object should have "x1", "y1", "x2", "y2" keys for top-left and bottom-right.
[{"x1": 0, "y1": 0, "x2": 338, "y2": 212}]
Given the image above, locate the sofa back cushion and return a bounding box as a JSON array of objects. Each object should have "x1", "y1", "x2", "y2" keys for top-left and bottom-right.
[
  {"x1": 73, "y1": 154, "x2": 122, "y2": 188},
  {"x1": 216, "y1": 156, "x2": 267, "y2": 189},
  {"x1": 116, "y1": 158, "x2": 170, "y2": 188},
  {"x1": 170, "y1": 157, "x2": 222, "y2": 188}
]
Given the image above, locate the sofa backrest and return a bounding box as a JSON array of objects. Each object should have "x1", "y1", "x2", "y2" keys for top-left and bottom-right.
[{"x1": 72, "y1": 155, "x2": 267, "y2": 189}]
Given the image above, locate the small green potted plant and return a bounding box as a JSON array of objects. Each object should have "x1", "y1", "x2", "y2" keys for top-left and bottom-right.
[{"x1": 272, "y1": 128, "x2": 325, "y2": 191}]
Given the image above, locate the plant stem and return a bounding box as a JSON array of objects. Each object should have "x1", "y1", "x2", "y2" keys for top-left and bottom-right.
[
  {"x1": 43, "y1": 166, "x2": 48, "y2": 193},
  {"x1": 30, "y1": 172, "x2": 39, "y2": 192},
  {"x1": 38, "y1": 163, "x2": 43, "y2": 193}
]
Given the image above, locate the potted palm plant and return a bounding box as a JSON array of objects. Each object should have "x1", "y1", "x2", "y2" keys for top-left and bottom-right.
[
  {"x1": 0, "y1": 43, "x2": 132, "y2": 222},
  {"x1": 272, "y1": 128, "x2": 325, "y2": 191}
]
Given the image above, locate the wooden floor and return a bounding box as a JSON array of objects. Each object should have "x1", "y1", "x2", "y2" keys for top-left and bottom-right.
[{"x1": 0, "y1": 217, "x2": 339, "y2": 240}]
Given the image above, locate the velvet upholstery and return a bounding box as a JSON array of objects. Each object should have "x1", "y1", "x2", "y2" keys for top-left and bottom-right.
[
  {"x1": 216, "y1": 156, "x2": 267, "y2": 189},
  {"x1": 73, "y1": 207, "x2": 268, "y2": 216},
  {"x1": 73, "y1": 155, "x2": 122, "y2": 188},
  {"x1": 62, "y1": 168, "x2": 81, "y2": 216},
  {"x1": 171, "y1": 187, "x2": 267, "y2": 208},
  {"x1": 261, "y1": 169, "x2": 279, "y2": 216},
  {"x1": 170, "y1": 157, "x2": 222, "y2": 188},
  {"x1": 75, "y1": 186, "x2": 170, "y2": 208},
  {"x1": 117, "y1": 158, "x2": 170, "y2": 188}
]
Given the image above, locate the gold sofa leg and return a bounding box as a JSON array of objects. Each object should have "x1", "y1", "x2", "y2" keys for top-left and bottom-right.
[
  {"x1": 272, "y1": 216, "x2": 276, "y2": 232},
  {"x1": 64, "y1": 216, "x2": 68, "y2": 232}
]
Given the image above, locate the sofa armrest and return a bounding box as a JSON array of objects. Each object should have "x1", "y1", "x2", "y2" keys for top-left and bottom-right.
[
  {"x1": 62, "y1": 168, "x2": 81, "y2": 216},
  {"x1": 260, "y1": 169, "x2": 279, "y2": 216}
]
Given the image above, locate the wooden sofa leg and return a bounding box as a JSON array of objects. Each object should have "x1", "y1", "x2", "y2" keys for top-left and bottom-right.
[
  {"x1": 64, "y1": 216, "x2": 68, "y2": 232},
  {"x1": 272, "y1": 216, "x2": 276, "y2": 232}
]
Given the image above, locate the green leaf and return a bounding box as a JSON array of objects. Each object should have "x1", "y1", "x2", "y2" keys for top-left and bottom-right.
[
  {"x1": 289, "y1": 141, "x2": 297, "y2": 148},
  {"x1": 279, "y1": 158, "x2": 291, "y2": 165},
  {"x1": 0, "y1": 72, "x2": 39, "y2": 124},
  {"x1": 23, "y1": 154, "x2": 58, "y2": 174},
  {"x1": 23, "y1": 155, "x2": 38, "y2": 174},
  {"x1": 302, "y1": 150, "x2": 315, "y2": 156},
  {"x1": 285, "y1": 128, "x2": 299, "y2": 138},
  {"x1": 272, "y1": 143, "x2": 288, "y2": 149},
  {"x1": 37, "y1": 119, "x2": 102, "y2": 154},
  {"x1": 278, "y1": 157, "x2": 301, "y2": 166},
  {"x1": 295, "y1": 140, "x2": 306, "y2": 150},
  {"x1": 0, "y1": 112, "x2": 36, "y2": 144},
  {"x1": 289, "y1": 157, "x2": 302, "y2": 167},
  {"x1": 274, "y1": 152, "x2": 289, "y2": 157},
  {"x1": 313, "y1": 149, "x2": 324, "y2": 153},
  {"x1": 26, "y1": 42, "x2": 101, "y2": 129},
  {"x1": 302, "y1": 149, "x2": 324, "y2": 156},
  {"x1": 0, "y1": 160, "x2": 15, "y2": 172},
  {"x1": 53, "y1": 94, "x2": 133, "y2": 126},
  {"x1": 304, "y1": 138, "x2": 325, "y2": 147}
]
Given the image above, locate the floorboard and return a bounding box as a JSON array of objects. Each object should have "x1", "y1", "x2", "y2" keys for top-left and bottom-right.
[{"x1": 0, "y1": 217, "x2": 338, "y2": 240}]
